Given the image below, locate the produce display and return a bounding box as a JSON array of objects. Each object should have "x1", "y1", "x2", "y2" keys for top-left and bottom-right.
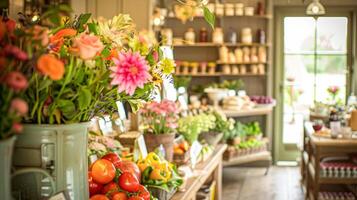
[
  {"x1": 88, "y1": 152, "x2": 151, "y2": 200},
  {"x1": 250, "y1": 96, "x2": 275, "y2": 105},
  {"x1": 222, "y1": 95, "x2": 255, "y2": 110},
  {"x1": 173, "y1": 140, "x2": 190, "y2": 155},
  {"x1": 137, "y1": 152, "x2": 183, "y2": 192},
  {"x1": 178, "y1": 113, "x2": 215, "y2": 144}
]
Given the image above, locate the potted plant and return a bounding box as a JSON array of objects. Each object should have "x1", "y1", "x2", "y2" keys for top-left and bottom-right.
[
  {"x1": 140, "y1": 100, "x2": 179, "y2": 161},
  {"x1": 178, "y1": 113, "x2": 215, "y2": 144},
  {"x1": 9, "y1": 9, "x2": 175, "y2": 199},
  {"x1": 200, "y1": 109, "x2": 234, "y2": 146},
  {"x1": 0, "y1": 16, "x2": 29, "y2": 200}
]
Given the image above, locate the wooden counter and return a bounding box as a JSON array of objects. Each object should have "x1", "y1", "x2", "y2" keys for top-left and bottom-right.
[
  {"x1": 171, "y1": 144, "x2": 227, "y2": 200},
  {"x1": 302, "y1": 122, "x2": 357, "y2": 200}
]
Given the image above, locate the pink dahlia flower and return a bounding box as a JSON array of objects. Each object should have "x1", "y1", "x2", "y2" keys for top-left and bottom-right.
[
  {"x1": 4, "y1": 71, "x2": 28, "y2": 92},
  {"x1": 10, "y1": 98, "x2": 28, "y2": 116},
  {"x1": 110, "y1": 51, "x2": 151, "y2": 96}
]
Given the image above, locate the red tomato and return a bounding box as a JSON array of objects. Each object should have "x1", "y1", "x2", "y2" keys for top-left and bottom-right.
[
  {"x1": 90, "y1": 194, "x2": 110, "y2": 200},
  {"x1": 91, "y1": 159, "x2": 116, "y2": 184},
  {"x1": 88, "y1": 171, "x2": 103, "y2": 197},
  {"x1": 115, "y1": 161, "x2": 141, "y2": 181},
  {"x1": 118, "y1": 172, "x2": 140, "y2": 193},
  {"x1": 137, "y1": 185, "x2": 150, "y2": 200},
  {"x1": 102, "y1": 152, "x2": 121, "y2": 166},
  {"x1": 128, "y1": 197, "x2": 144, "y2": 200},
  {"x1": 101, "y1": 182, "x2": 119, "y2": 197},
  {"x1": 112, "y1": 192, "x2": 128, "y2": 200}
]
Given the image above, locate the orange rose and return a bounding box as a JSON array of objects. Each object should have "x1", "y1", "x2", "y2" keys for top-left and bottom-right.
[
  {"x1": 73, "y1": 33, "x2": 104, "y2": 60},
  {"x1": 50, "y1": 28, "x2": 77, "y2": 51},
  {"x1": 37, "y1": 54, "x2": 65, "y2": 80}
]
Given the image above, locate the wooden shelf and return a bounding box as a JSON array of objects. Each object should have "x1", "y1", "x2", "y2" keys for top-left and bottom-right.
[
  {"x1": 171, "y1": 144, "x2": 227, "y2": 200},
  {"x1": 166, "y1": 15, "x2": 272, "y2": 20},
  {"x1": 174, "y1": 73, "x2": 266, "y2": 77},
  {"x1": 221, "y1": 107, "x2": 273, "y2": 117},
  {"x1": 172, "y1": 43, "x2": 271, "y2": 48},
  {"x1": 223, "y1": 151, "x2": 272, "y2": 167},
  {"x1": 308, "y1": 163, "x2": 357, "y2": 184},
  {"x1": 216, "y1": 61, "x2": 267, "y2": 65}
]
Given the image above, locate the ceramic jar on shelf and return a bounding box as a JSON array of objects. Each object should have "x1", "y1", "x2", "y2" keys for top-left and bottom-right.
[
  {"x1": 240, "y1": 65, "x2": 247, "y2": 74},
  {"x1": 191, "y1": 62, "x2": 199, "y2": 74},
  {"x1": 241, "y1": 28, "x2": 253, "y2": 44},
  {"x1": 242, "y1": 47, "x2": 251, "y2": 63},
  {"x1": 232, "y1": 65, "x2": 239, "y2": 74},
  {"x1": 235, "y1": 48, "x2": 243, "y2": 63},
  {"x1": 213, "y1": 28, "x2": 224, "y2": 44},
  {"x1": 257, "y1": 64, "x2": 265, "y2": 74},
  {"x1": 208, "y1": 62, "x2": 216, "y2": 74},
  {"x1": 199, "y1": 27, "x2": 208, "y2": 43},
  {"x1": 244, "y1": 7, "x2": 255, "y2": 16},
  {"x1": 200, "y1": 62, "x2": 207, "y2": 74},
  {"x1": 222, "y1": 65, "x2": 231, "y2": 74},
  {"x1": 182, "y1": 61, "x2": 190, "y2": 74},
  {"x1": 235, "y1": 3, "x2": 244, "y2": 16},
  {"x1": 251, "y1": 47, "x2": 259, "y2": 63},
  {"x1": 184, "y1": 28, "x2": 195, "y2": 44},
  {"x1": 225, "y1": 4, "x2": 235, "y2": 16},
  {"x1": 215, "y1": 4, "x2": 224, "y2": 16},
  {"x1": 219, "y1": 46, "x2": 229, "y2": 63},
  {"x1": 258, "y1": 47, "x2": 267, "y2": 63}
]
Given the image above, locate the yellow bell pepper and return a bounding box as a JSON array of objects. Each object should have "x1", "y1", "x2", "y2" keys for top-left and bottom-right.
[
  {"x1": 137, "y1": 158, "x2": 149, "y2": 172},
  {"x1": 149, "y1": 167, "x2": 171, "y2": 182}
]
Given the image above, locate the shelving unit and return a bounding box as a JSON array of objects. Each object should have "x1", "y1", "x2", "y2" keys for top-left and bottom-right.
[
  {"x1": 164, "y1": 0, "x2": 273, "y2": 167},
  {"x1": 302, "y1": 122, "x2": 357, "y2": 200}
]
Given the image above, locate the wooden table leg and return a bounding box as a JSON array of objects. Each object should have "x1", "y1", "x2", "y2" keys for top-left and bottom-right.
[
  {"x1": 313, "y1": 147, "x2": 320, "y2": 200},
  {"x1": 213, "y1": 156, "x2": 223, "y2": 200}
]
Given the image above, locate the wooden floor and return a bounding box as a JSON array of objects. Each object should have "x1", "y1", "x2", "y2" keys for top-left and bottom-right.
[{"x1": 222, "y1": 166, "x2": 304, "y2": 200}]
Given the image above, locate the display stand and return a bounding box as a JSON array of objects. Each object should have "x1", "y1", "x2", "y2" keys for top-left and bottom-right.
[
  {"x1": 302, "y1": 122, "x2": 357, "y2": 200},
  {"x1": 171, "y1": 144, "x2": 227, "y2": 200}
]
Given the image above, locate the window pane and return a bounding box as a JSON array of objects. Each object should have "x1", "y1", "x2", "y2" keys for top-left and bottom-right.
[
  {"x1": 316, "y1": 55, "x2": 347, "y2": 74},
  {"x1": 284, "y1": 17, "x2": 315, "y2": 54},
  {"x1": 284, "y1": 55, "x2": 315, "y2": 106},
  {"x1": 317, "y1": 17, "x2": 348, "y2": 54},
  {"x1": 315, "y1": 55, "x2": 347, "y2": 102}
]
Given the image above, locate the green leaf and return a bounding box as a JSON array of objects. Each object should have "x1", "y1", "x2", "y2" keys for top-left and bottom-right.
[
  {"x1": 203, "y1": 6, "x2": 215, "y2": 29},
  {"x1": 39, "y1": 79, "x2": 52, "y2": 91},
  {"x1": 88, "y1": 23, "x2": 98, "y2": 35},
  {"x1": 78, "y1": 87, "x2": 92, "y2": 111},
  {"x1": 101, "y1": 46, "x2": 111, "y2": 58},
  {"x1": 57, "y1": 99, "x2": 76, "y2": 119}
]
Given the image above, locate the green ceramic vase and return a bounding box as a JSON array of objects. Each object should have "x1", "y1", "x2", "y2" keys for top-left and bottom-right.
[
  {"x1": 12, "y1": 123, "x2": 90, "y2": 200},
  {"x1": 0, "y1": 136, "x2": 16, "y2": 200}
]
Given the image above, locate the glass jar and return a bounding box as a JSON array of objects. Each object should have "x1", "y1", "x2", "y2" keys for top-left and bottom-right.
[
  {"x1": 213, "y1": 28, "x2": 224, "y2": 44},
  {"x1": 161, "y1": 28, "x2": 173, "y2": 45},
  {"x1": 235, "y1": 3, "x2": 244, "y2": 16},
  {"x1": 241, "y1": 28, "x2": 252, "y2": 44},
  {"x1": 257, "y1": 2, "x2": 265, "y2": 15},
  {"x1": 222, "y1": 65, "x2": 231, "y2": 74},
  {"x1": 215, "y1": 4, "x2": 224, "y2": 16},
  {"x1": 228, "y1": 52, "x2": 236, "y2": 63},
  {"x1": 190, "y1": 62, "x2": 199, "y2": 74},
  {"x1": 227, "y1": 28, "x2": 237, "y2": 44},
  {"x1": 225, "y1": 4, "x2": 235, "y2": 16},
  {"x1": 208, "y1": 62, "x2": 216, "y2": 74},
  {"x1": 242, "y1": 47, "x2": 251, "y2": 63},
  {"x1": 199, "y1": 27, "x2": 208, "y2": 43},
  {"x1": 257, "y1": 29, "x2": 266, "y2": 44},
  {"x1": 184, "y1": 28, "x2": 195, "y2": 44},
  {"x1": 200, "y1": 62, "x2": 207, "y2": 74},
  {"x1": 182, "y1": 61, "x2": 190, "y2": 74},
  {"x1": 250, "y1": 47, "x2": 258, "y2": 63},
  {"x1": 244, "y1": 7, "x2": 255, "y2": 16}
]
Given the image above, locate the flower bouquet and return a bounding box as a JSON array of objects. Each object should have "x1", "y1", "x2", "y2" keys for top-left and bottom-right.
[
  {"x1": 140, "y1": 100, "x2": 179, "y2": 161},
  {"x1": 5, "y1": 7, "x2": 176, "y2": 199}
]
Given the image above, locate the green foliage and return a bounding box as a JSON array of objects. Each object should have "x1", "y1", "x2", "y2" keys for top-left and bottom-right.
[
  {"x1": 209, "y1": 80, "x2": 245, "y2": 91},
  {"x1": 173, "y1": 76, "x2": 192, "y2": 89},
  {"x1": 178, "y1": 113, "x2": 215, "y2": 144},
  {"x1": 203, "y1": 6, "x2": 215, "y2": 29}
]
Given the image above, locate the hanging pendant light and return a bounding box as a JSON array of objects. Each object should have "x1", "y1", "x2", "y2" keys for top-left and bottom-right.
[{"x1": 306, "y1": 0, "x2": 326, "y2": 16}]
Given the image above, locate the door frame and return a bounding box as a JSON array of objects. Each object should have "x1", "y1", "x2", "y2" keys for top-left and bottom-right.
[{"x1": 273, "y1": 6, "x2": 356, "y2": 162}]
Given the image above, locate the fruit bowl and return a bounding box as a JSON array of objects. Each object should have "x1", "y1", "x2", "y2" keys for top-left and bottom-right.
[{"x1": 204, "y1": 88, "x2": 229, "y2": 107}]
